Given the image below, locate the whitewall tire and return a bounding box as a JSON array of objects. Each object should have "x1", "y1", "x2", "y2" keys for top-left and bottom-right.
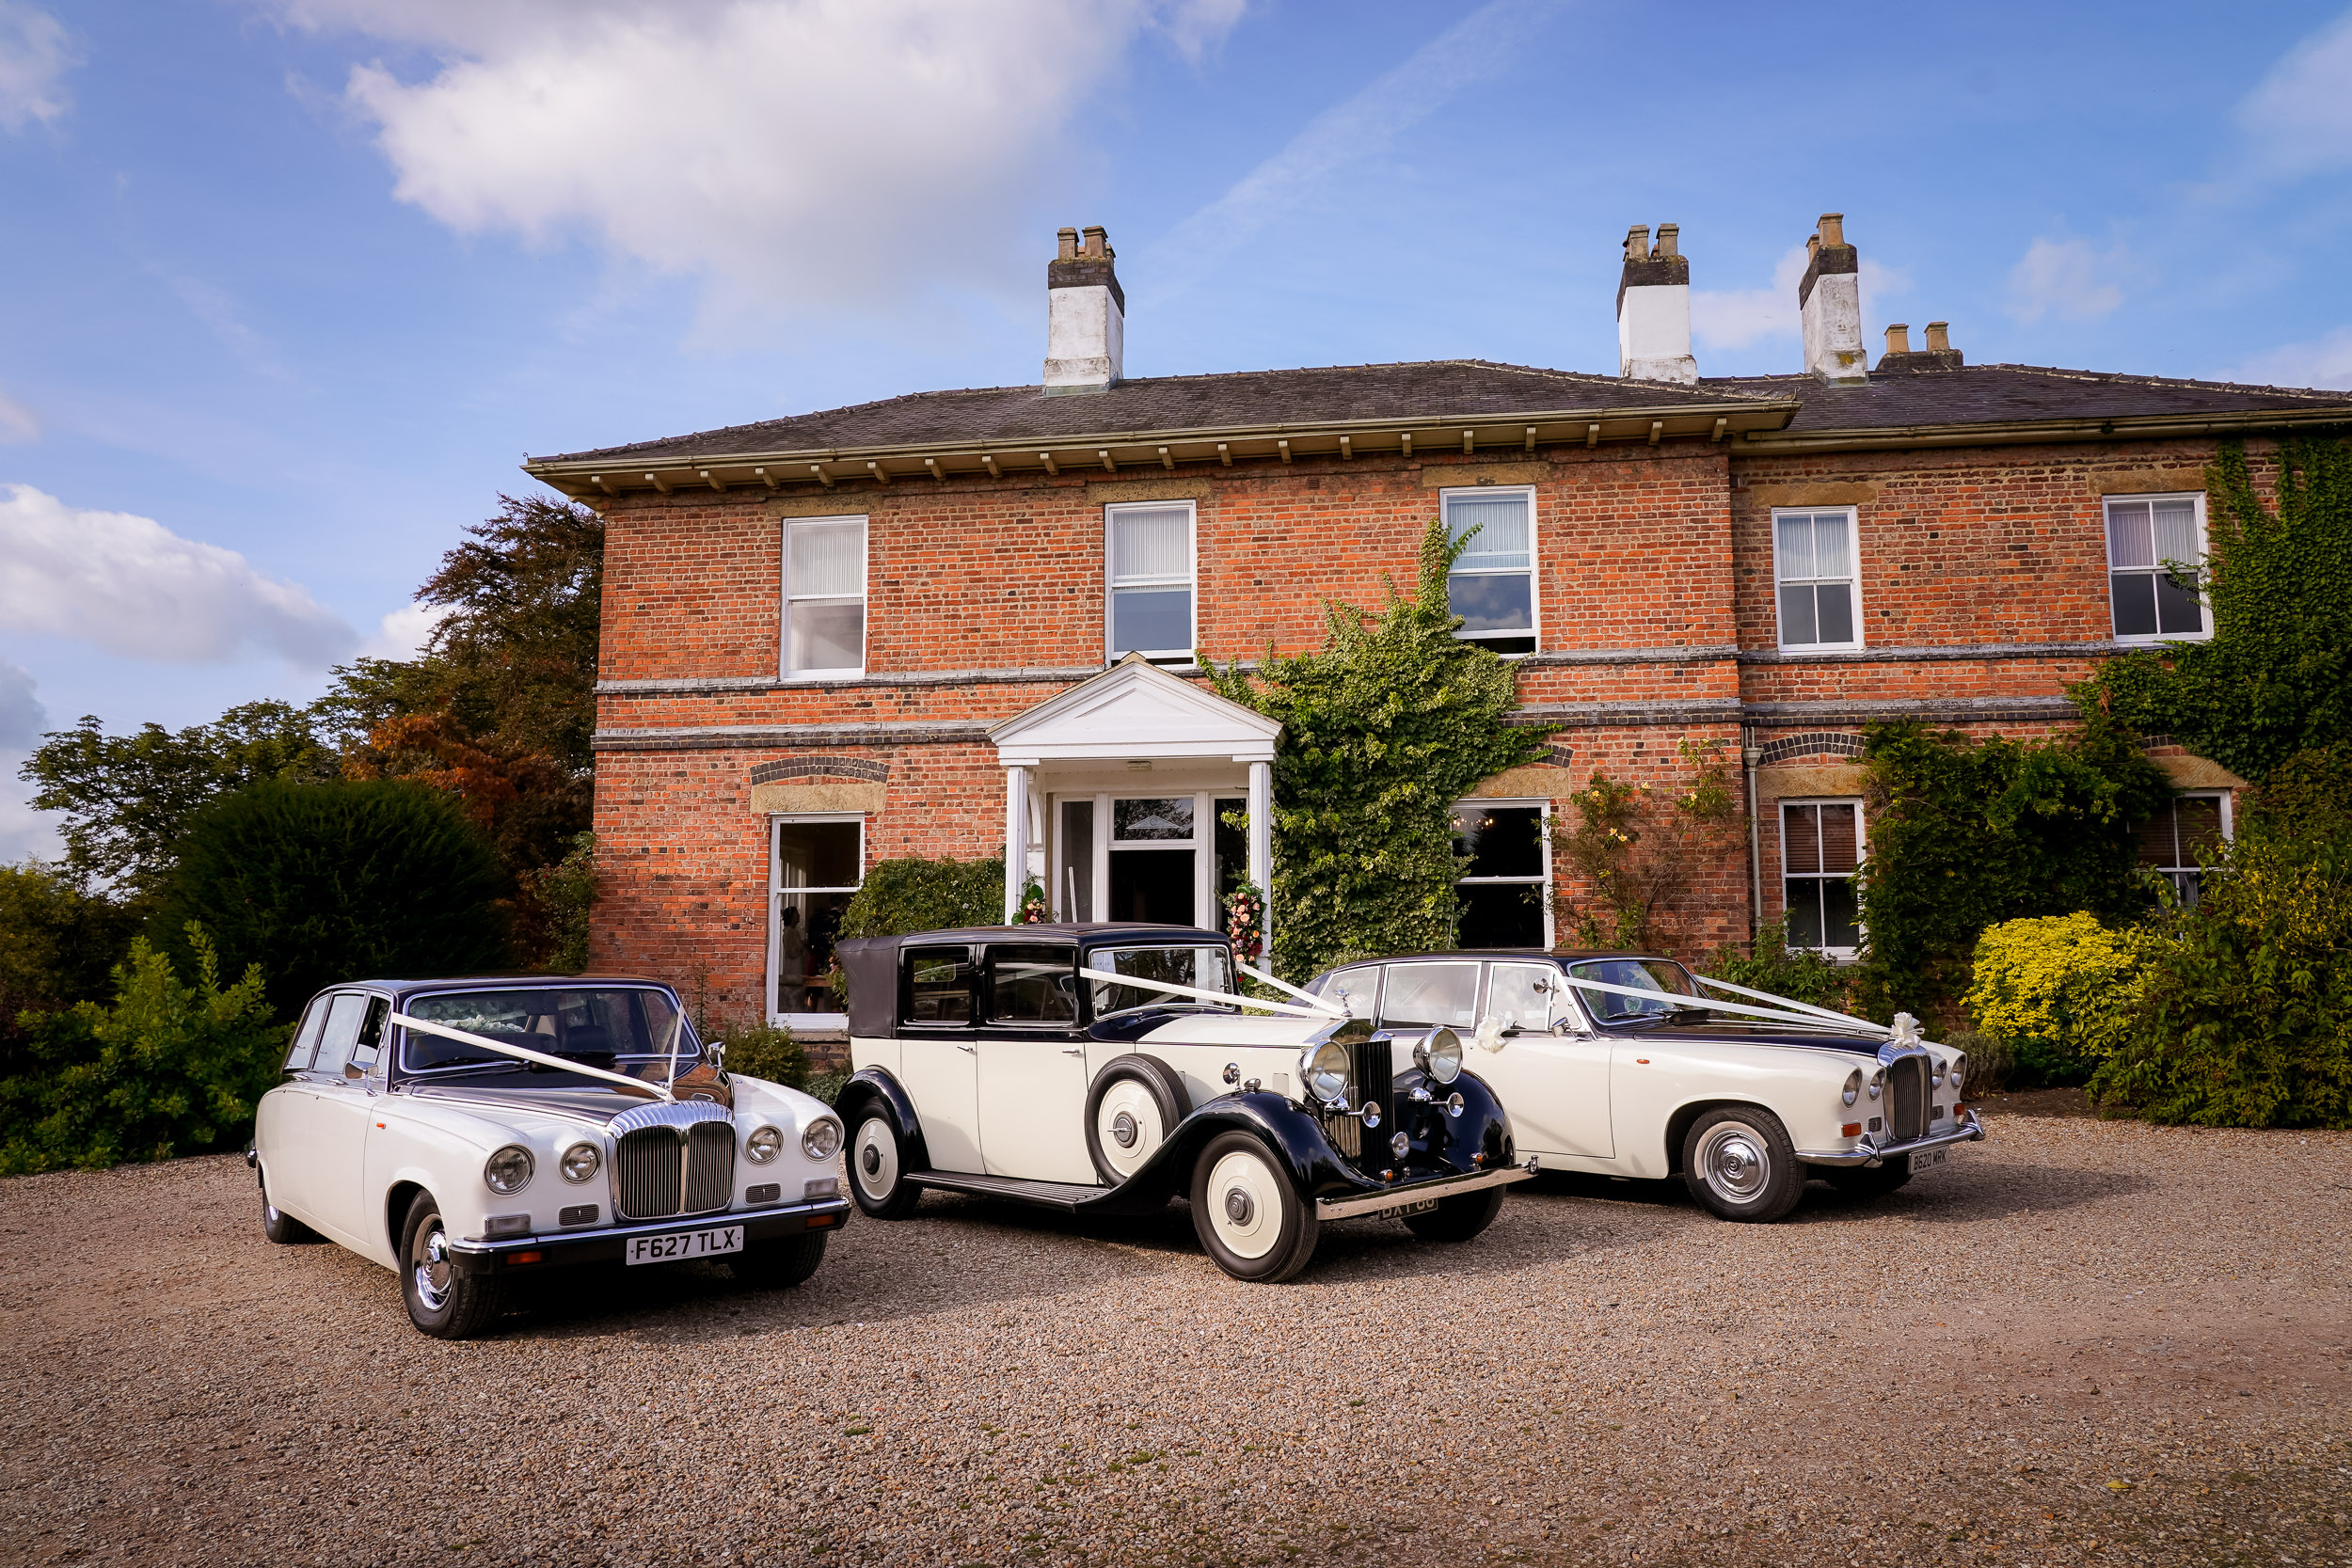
[
  {"x1": 849, "y1": 1111, "x2": 920, "y2": 1220},
  {"x1": 1188, "y1": 1130, "x2": 1317, "y2": 1282}
]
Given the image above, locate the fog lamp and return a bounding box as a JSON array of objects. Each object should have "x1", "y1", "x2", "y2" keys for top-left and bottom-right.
[{"x1": 1390, "y1": 1131, "x2": 1410, "y2": 1160}]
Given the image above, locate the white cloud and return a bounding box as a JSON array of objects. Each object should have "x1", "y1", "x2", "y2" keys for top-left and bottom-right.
[
  {"x1": 0, "y1": 384, "x2": 36, "y2": 443},
  {"x1": 275, "y1": 0, "x2": 1246, "y2": 323},
  {"x1": 0, "y1": 657, "x2": 40, "y2": 749},
  {"x1": 1153, "y1": 0, "x2": 1560, "y2": 295},
  {"x1": 0, "y1": 483, "x2": 357, "y2": 667},
  {"x1": 2237, "y1": 8, "x2": 2352, "y2": 180},
  {"x1": 363, "y1": 600, "x2": 452, "y2": 659},
  {"x1": 1691, "y1": 242, "x2": 1911, "y2": 352},
  {"x1": 0, "y1": 3, "x2": 73, "y2": 132},
  {"x1": 2222, "y1": 325, "x2": 2352, "y2": 390},
  {"x1": 2005, "y1": 237, "x2": 2125, "y2": 325}
]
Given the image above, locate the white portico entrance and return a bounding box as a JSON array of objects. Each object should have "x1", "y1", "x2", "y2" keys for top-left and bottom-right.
[{"x1": 989, "y1": 655, "x2": 1281, "y2": 937}]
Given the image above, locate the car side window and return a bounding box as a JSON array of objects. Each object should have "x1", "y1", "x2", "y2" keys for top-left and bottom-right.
[
  {"x1": 903, "y1": 945, "x2": 975, "y2": 1025},
  {"x1": 349, "y1": 997, "x2": 391, "y2": 1074},
  {"x1": 984, "y1": 944, "x2": 1078, "y2": 1024},
  {"x1": 312, "y1": 992, "x2": 368, "y2": 1077},
  {"x1": 1322, "y1": 965, "x2": 1381, "y2": 1020},
  {"x1": 1486, "y1": 964, "x2": 1556, "y2": 1033},
  {"x1": 1378, "y1": 962, "x2": 1479, "y2": 1031},
  {"x1": 284, "y1": 996, "x2": 332, "y2": 1070}
]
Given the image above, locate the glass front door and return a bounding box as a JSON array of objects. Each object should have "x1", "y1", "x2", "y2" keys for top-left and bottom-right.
[
  {"x1": 1110, "y1": 796, "x2": 1195, "y2": 925},
  {"x1": 1053, "y1": 791, "x2": 1249, "y2": 929}
]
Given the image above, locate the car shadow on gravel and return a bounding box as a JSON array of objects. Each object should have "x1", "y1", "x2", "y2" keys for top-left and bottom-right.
[{"x1": 1518, "y1": 1161, "x2": 2152, "y2": 1226}]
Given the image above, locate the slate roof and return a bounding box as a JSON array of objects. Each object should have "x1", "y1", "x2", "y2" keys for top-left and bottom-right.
[
  {"x1": 1707, "y1": 363, "x2": 2352, "y2": 434},
  {"x1": 542, "y1": 360, "x2": 1772, "y2": 465},
  {"x1": 537, "y1": 357, "x2": 2351, "y2": 467}
]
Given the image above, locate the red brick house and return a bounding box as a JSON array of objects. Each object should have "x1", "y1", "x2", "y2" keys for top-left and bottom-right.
[{"x1": 523, "y1": 215, "x2": 2352, "y2": 1037}]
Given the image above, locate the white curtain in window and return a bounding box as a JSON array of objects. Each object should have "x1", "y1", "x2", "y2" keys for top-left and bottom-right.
[
  {"x1": 2106, "y1": 501, "x2": 2154, "y2": 568},
  {"x1": 1777, "y1": 513, "x2": 1852, "y2": 581},
  {"x1": 1808, "y1": 514, "x2": 1851, "y2": 579},
  {"x1": 790, "y1": 520, "x2": 865, "y2": 598},
  {"x1": 1776, "y1": 514, "x2": 1815, "y2": 578},
  {"x1": 1111, "y1": 508, "x2": 1191, "y2": 584},
  {"x1": 2152, "y1": 499, "x2": 2199, "y2": 564},
  {"x1": 1446, "y1": 493, "x2": 1531, "y2": 570}
]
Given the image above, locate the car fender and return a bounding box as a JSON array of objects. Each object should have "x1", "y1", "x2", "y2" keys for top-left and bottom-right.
[
  {"x1": 835, "y1": 1067, "x2": 930, "y2": 1171},
  {"x1": 1609, "y1": 1041, "x2": 1855, "y2": 1178}
]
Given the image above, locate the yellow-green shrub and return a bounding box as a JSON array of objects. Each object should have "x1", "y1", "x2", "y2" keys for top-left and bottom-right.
[{"x1": 1963, "y1": 913, "x2": 2145, "y2": 1086}]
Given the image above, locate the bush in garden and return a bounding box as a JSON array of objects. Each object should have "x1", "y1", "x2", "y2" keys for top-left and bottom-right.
[
  {"x1": 522, "y1": 831, "x2": 597, "y2": 974},
  {"x1": 1963, "y1": 913, "x2": 2147, "y2": 1088},
  {"x1": 0, "y1": 927, "x2": 286, "y2": 1173},
  {"x1": 1699, "y1": 918, "x2": 1852, "y2": 1013},
  {"x1": 145, "y1": 779, "x2": 511, "y2": 1019},
  {"x1": 837, "y1": 854, "x2": 1008, "y2": 942},
  {"x1": 718, "y1": 1020, "x2": 810, "y2": 1091},
  {"x1": 1937, "y1": 1029, "x2": 2012, "y2": 1093},
  {"x1": 2094, "y1": 749, "x2": 2352, "y2": 1127}
]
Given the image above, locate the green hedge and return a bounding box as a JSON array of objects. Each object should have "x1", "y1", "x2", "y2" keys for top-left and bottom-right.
[{"x1": 838, "y1": 854, "x2": 1006, "y2": 941}]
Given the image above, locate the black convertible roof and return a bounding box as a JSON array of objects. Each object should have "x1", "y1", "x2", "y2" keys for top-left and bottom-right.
[{"x1": 835, "y1": 925, "x2": 1230, "y2": 1036}]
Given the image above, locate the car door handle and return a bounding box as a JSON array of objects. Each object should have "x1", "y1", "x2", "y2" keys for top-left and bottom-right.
[
  {"x1": 955, "y1": 1042, "x2": 975, "y2": 1053},
  {"x1": 1060, "y1": 1047, "x2": 1084, "y2": 1056}
]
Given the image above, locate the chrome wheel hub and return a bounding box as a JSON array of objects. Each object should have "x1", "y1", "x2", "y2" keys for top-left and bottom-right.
[
  {"x1": 1223, "y1": 1187, "x2": 1255, "y2": 1226},
  {"x1": 412, "y1": 1222, "x2": 453, "y2": 1312},
  {"x1": 1699, "y1": 1124, "x2": 1771, "y2": 1202},
  {"x1": 1096, "y1": 1082, "x2": 1163, "y2": 1179},
  {"x1": 1111, "y1": 1111, "x2": 1138, "y2": 1149}
]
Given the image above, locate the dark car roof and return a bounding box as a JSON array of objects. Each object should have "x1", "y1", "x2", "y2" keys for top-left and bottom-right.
[
  {"x1": 835, "y1": 925, "x2": 1232, "y2": 1036},
  {"x1": 313, "y1": 974, "x2": 680, "y2": 1003}
]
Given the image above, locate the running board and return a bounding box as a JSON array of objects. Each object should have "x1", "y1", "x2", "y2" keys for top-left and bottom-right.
[{"x1": 907, "y1": 1169, "x2": 1109, "y2": 1212}]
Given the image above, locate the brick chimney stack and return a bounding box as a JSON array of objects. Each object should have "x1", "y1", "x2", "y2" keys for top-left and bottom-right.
[
  {"x1": 1616, "y1": 222, "x2": 1697, "y2": 384},
  {"x1": 1044, "y1": 224, "x2": 1123, "y2": 392},
  {"x1": 1799, "y1": 212, "x2": 1867, "y2": 386},
  {"x1": 1875, "y1": 317, "x2": 1966, "y2": 373}
]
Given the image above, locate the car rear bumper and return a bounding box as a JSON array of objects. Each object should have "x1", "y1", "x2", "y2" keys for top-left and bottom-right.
[
  {"x1": 442, "y1": 1199, "x2": 851, "y2": 1275},
  {"x1": 1797, "y1": 1113, "x2": 1986, "y2": 1168},
  {"x1": 1315, "y1": 1158, "x2": 1537, "y2": 1220}
]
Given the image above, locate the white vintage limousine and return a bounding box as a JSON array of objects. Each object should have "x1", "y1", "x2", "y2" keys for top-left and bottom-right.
[
  {"x1": 1309, "y1": 950, "x2": 1985, "y2": 1223},
  {"x1": 249, "y1": 974, "x2": 849, "y2": 1338}
]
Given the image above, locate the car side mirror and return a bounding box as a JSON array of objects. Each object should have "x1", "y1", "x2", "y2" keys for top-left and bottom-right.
[{"x1": 343, "y1": 1061, "x2": 365, "y2": 1081}]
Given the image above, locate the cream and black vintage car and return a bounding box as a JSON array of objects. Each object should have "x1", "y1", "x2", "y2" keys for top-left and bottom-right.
[
  {"x1": 249, "y1": 975, "x2": 850, "y2": 1338},
  {"x1": 1310, "y1": 950, "x2": 1985, "y2": 1222},
  {"x1": 834, "y1": 925, "x2": 1534, "y2": 1281}
]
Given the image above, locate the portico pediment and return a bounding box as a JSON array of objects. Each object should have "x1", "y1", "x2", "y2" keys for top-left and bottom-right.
[{"x1": 990, "y1": 654, "x2": 1280, "y2": 766}]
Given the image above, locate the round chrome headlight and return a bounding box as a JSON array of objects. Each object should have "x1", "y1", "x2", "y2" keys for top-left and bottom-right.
[
  {"x1": 560, "y1": 1142, "x2": 600, "y2": 1183},
  {"x1": 1841, "y1": 1069, "x2": 1863, "y2": 1108},
  {"x1": 1867, "y1": 1069, "x2": 1885, "y2": 1100},
  {"x1": 745, "y1": 1125, "x2": 784, "y2": 1164},
  {"x1": 1949, "y1": 1053, "x2": 1968, "y2": 1094},
  {"x1": 802, "y1": 1117, "x2": 843, "y2": 1161},
  {"x1": 1390, "y1": 1131, "x2": 1410, "y2": 1160},
  {"x1": 1300, "y1": 1041, "x2": 1350, "y2": 1106},
  {"x1": 1931, "y1": 1058, "x2": 1947, "y2": 1088},
  {"x1": 484, "y1": 1145, "x2": 533, "y2": 1195},
  {"x1": 1416, "y1": 1027, "x2": 1465, "y2": 1085}
]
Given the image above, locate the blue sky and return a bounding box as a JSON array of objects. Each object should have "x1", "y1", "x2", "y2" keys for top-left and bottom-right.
[{"x1": 3, "y1": 0, "x2": 2350, "y2": 859}]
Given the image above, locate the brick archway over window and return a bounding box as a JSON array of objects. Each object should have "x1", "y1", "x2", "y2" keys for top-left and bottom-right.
[
  {"x1": 1755, "y1": 732, "x2": 1865, "y2": 767},
  {"x1": 750, "y1": 757, "x2": 889, "y2": 785}
]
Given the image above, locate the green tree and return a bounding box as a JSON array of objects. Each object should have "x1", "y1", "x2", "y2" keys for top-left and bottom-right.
[
  {"x1": 2085, "y1": 435, "x2": 2352, "y2": 784},
  {"x1": 0, "y1": 927, "x2": 285, "y2": 1174},
  {"x1": 1854, "y1": 714, "x2": 2169, "y2": 1022},
  {"x1": 146, "y1": 780, "x2": 512, "y2": 1018},
  {"x1": 0, "y1": 862, "x2": 138, "y2": 1072},
  {"x1": 20, "y1": 701, "x2": 338, "y2": 896},
  {"x1": 1209, "y1": 519, "x2": 1547, "y2": 979}
]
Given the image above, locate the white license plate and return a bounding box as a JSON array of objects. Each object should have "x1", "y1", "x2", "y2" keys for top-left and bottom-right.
[
  {"x1": 625, "y1": 1225, "x2": 743, "y2": 1265},
  {"x1": 1912, "y1": 1148, "x2": 1948, "y2": 1172}
]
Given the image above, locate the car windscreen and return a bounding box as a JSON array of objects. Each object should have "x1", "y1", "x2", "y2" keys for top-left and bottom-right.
[
  {"x1": 400, "y1": 987, "x2": 691, "y2": 1075},
  {"x1": 1563, "y1": 958, "x2": 1702, "y2": 1024},
  {"x1": 1086, "y1": 944, "x2": 1237, "y2": 1018}
]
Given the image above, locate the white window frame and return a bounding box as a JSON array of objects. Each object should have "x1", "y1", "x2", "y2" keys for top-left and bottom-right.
[
  {"x1": 2141, "y1": 788, "x2": 2233, "y2": 904},
  {"x1": 780, "y1": 515, "x2": 868, "y2": 679},
  {"x1": 1104, "y1": 500, "x2": 1198, "y2": 667},
  {"x1": 2103, "y1": 492, "x2": 2213, "y2": 645},
  {"x1": 767, "y1": 812, "x2": 865, "y2": 1030},
  {"x1": 1778, "y1": 797, "x2": 1866, "y2": 958},
  {"x1": 1452, "y1": 797, "x2": 1553, "y2": 949},
  {"x1": 1770, "y1": 506, "x2": 1865, "y2": 654},
  {"x1": 1439, "y1": 485, "x2": 1540, "y2": 655}
]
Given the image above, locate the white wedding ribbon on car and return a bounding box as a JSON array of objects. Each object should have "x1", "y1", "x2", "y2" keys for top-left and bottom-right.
[
  {"x1": 1074, "y1": 966, "x2": 1343, "y2": 1021},
  {"x1": 389, "y1": 1013, "x2": 678, "y2": 1101},
  {"x1": 1554, "y1": 974, "x2": 1906, "y2": 1038}
]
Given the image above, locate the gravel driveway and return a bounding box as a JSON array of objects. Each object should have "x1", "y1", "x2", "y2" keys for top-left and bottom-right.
[{"x1": 3, "y1": 1103, "x2": 2346, "y2": 1568}]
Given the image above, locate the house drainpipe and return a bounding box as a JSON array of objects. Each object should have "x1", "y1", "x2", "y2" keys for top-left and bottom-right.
[{"x1": 1742, "y1": 727, "x2": 1764, "y2": 948}]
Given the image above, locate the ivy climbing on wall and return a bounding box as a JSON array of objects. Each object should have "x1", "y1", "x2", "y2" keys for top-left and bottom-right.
[{"x1": 1207, "y1": 519, "x2": 1548, "y2": 981}]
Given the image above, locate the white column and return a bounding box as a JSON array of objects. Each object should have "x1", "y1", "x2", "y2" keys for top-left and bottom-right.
[
  {"x1": 1003, "y1": 766, "x2": 1030, "y2": 922},
  {"x1": 1247, "y1": 760, "x2": 1273, "y2": 955}
]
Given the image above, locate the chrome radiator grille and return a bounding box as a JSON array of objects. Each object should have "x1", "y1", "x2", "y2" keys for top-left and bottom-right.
[
  {"x1": 1888, "y1": 1053, "x2": 1929, "y2": 1144},
  {"x1": 1316, "y1": 1037, "x2": 1394, "y2": 1167},
  {"x1": 609, "y1": 1101, "x2": 736, "y2": 1220}
]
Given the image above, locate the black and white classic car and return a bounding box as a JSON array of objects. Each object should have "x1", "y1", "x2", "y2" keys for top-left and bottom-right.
[
  {"x1": 1309, "y1": 950, "x2": 1986, "y2": 1223},
  {"x1": 248, "y1": 974, "x2": 850, "y2": 1338},
  {"x1": 833, "y1": 925, "x2": 1534, "y2": 1281}
]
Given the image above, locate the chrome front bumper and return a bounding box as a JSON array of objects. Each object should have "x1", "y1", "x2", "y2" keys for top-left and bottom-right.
[
  {"x1": 1316, "y1": 1158, "x2": 1537, "y2": 1220},
  {"x1": 1797, "y1": 1113, "x2": 1986, "y2": 1168},
  {"x1": 442, "y1": 1197, "x2": 850, "y2": 1273}
]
